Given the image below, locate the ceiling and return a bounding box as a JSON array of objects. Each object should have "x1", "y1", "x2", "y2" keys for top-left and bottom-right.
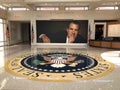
[{"x1": 0, "y1": 0, "x2": 120, "y2": 10}]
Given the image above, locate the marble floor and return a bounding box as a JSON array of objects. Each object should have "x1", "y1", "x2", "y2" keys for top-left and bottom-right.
[{"x1": 0, "y1": 44, "x2": 120, "y2": 90}]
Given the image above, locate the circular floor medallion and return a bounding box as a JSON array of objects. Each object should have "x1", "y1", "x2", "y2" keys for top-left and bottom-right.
[{"x1": 5, "y1": 52, "x2": 114, "y2": 82}]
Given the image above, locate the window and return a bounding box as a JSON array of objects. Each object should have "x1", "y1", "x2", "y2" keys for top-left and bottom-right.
[
  {"x1": 0, "y1": 19, "x2": 4, "y2": 68},
  {"x1": 0, "y1": 19, "x2": 4, "y2": 46},
  {"x1": 0, "y1": 19, "x2": 3, "y2": 23}
]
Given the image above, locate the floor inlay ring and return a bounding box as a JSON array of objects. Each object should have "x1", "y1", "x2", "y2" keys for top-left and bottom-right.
[{"x1": 5, "y1": 52, "x2": 114, "y2": 82}]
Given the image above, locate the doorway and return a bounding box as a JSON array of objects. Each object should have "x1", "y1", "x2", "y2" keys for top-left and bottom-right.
[
  {"x1": 21, "y1": 22, "x2": 31, "y2": 44},
  {"x1": 95, "y1": 23, "x2": 106, "y2": 40},
  {"x1": 9, "y1": 21, "x2": 31, "y2": 45}
]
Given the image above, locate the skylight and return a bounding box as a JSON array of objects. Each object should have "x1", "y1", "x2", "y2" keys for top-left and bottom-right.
[
  {"x1": 96, "y1": 6, "x2": 118, "y2": 10},
  {"x1": 37, "y1": 7, "x2": 59, "y2": 11},
  {"x1": 65, "y1": 7, "x2": 88, "y2": 10},
  {"x1": 8, "y1": 8, "x2": 29, "y2": 11},
  {"x1": 0, "y1": 5, "x2": 6, "y2": 10}
]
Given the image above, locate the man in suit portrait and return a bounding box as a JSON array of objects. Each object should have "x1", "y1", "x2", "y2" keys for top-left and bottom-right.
[{"x1": 39, "y1": 21, "x2": 85, "y2": 43}]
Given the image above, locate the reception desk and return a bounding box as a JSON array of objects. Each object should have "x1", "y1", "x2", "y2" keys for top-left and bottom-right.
[{"x1": 89, "y1": 40, "x2": 120, "y2": 49}]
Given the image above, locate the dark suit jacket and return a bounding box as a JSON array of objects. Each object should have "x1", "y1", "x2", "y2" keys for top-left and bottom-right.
[{"x1": 49, "y1": 31, "x2": 86, "y2": 43}]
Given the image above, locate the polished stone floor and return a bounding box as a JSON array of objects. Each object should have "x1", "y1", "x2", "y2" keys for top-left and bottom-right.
[{"x1": 0, "y1": 44, "x2": 120, "y2": 90}]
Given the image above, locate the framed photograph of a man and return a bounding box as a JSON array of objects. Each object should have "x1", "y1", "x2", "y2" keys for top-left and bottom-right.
[{"x1": 36, "y1": 20, "x2": 88, "y2": 43}]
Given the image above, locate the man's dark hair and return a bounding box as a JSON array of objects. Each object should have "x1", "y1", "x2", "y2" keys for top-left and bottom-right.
[{"x1": 67, "y1": 20, "x2": 80, "y2": 29}]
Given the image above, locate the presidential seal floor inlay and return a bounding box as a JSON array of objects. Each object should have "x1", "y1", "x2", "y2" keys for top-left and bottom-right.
[{"x1": 5, "y1": 52, "x2": 114, "y2": 82}]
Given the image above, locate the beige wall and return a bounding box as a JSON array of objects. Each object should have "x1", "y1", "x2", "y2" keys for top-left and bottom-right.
[
  {"x1": 7, "y1": 10, "x2": 120, "y2": 20},
  {"x1": 0, "y1": 9, "x2": 7, "y2": 19},
  {"x1": 7, "y1": 10, "x2": 120, "y2": 45}
]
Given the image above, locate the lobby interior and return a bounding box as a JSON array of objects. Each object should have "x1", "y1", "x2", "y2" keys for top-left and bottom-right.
[{"x1": 0, "y1": 0, "x2": 120, "y2": 90}]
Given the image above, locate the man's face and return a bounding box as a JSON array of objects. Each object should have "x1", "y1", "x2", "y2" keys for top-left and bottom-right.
[{"x1": 67, "y1": 22, "x2": 79, "y2": 38}]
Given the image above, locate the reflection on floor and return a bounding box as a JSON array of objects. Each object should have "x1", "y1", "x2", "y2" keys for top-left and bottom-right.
[{"x1": 0, "y1": 44, "x2": 120, "y2": 90}]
